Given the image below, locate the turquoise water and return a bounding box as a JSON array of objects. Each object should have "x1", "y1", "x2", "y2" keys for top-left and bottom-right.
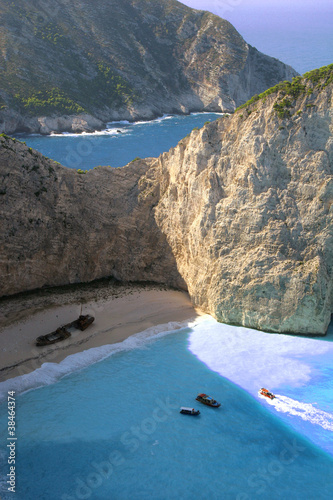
[
  {"x1": 4, "y1": 14, "x2": 333, "y2": 494},
  {"x1": 1, "y1": 326, "x2": 333, "y2": 500},
  {"x1": 188, "y1": 318, "x2": 333, "y2": 458},
  {"x1": 18, "y1": 113, "x2": 222, "y2": 170}
]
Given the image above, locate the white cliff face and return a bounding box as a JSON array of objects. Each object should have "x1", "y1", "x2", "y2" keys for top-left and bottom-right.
[
  {"x1": 153, "y1": 79, "x2": 333, "y2": 334},
  {"x1": 1, "y1": 72, "x2": 332, "y2": 334}
]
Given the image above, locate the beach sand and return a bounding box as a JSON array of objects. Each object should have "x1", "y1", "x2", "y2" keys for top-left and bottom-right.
[{"x1": 0, "y1": 281, "x2": 202, "y2": 382}]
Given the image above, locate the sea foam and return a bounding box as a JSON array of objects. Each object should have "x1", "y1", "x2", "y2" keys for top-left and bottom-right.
[
  {"x1": 0, "y1": 318, "x2": 200, "y2": 402},
  {"x1": 50, "y1": 128, "x2": 126, "y2": 137},
  {"x1": 188, "y1": 317, "x2": 333, "y2": 437}
]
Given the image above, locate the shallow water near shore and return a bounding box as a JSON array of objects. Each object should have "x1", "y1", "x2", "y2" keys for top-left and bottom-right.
[{"x1": 0, "y1": 318, "x2": 333, "y2": 500}]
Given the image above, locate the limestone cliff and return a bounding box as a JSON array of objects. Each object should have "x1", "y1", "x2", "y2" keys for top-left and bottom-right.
[
  {"x1": 0, "y1": 145, "x2": 185, "y2": 292},
  {"x1": 1, "y1": 67, "x2": 332, "y2": 334},
  {"x1": 152, "y1": 70, "x2": 333, "y2": 335},
  {"x1": 0, "y1": 0, "x2": 296, "y2": 134}
]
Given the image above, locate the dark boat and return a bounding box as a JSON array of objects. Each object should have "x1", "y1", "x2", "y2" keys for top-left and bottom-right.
[
  {"x1": 259, "y1": 388, "x2": 276, "y2": 400},
  {"x1": 36, "y1": 327, "x2": 71, "y2": 346},
  {"x1": 74, "y1": 314, "x2": 95, "y2": 331},
  {"x1": 36, "y1": 314, "x2": 94, "y2": 346},
  {"x1": 180, "y1": 407, "x2": 200, "y2": 416},
  {"x1": 196, "y1": 393, "x2": 221, "y2": 407}
]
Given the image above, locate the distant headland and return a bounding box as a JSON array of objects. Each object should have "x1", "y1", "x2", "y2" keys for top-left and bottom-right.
[{"x1": 0, "y1": 0, "x2": 296, "y2": 135}]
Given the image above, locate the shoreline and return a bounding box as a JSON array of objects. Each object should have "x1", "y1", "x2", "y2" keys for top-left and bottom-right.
[
  {"x1": 2, "y1": 110, "x2": 229, "y2": 137},
  {"x1": 0, "y1": 281, "x2": 203, "y2": 383}
]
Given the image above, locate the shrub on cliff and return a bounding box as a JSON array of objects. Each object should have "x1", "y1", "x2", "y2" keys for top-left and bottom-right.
[
  {"x1": 235, "y1": 64, "x2": 333, "y2": 119},
  {"x1": 13, "y1": 88, "x2": 85, "y2": 116}
]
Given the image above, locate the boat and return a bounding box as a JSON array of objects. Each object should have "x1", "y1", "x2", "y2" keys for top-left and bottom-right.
[
  {"x1": 36, "y1": 327, "x2": 71, "y2": 346},
  {"x1": 73, "y1": 314, "x2": 95, "y2": 331},
  {"x1": 196, "y1": 393, "x2": 221, "y2": 407},
  {"x1": 180, "y1": 407, "x2": 200, "y2": 416},
  {"x1": 259, "y1": 388, "x2": 276, "y2": 399},
  {"x1": 36, "y1": 313, "x2": 94, "y2": 346}
]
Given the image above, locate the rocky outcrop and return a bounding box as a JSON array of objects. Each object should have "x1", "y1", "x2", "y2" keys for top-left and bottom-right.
[
  {"x1": 0, "y1": 110, "x2": 106, "y2": 135},
  {"x1": 1, "y1": 68, "x2": 332, "y2": 334},
  {"x1": 0, "y1": 0, "x2": 297, "y2": 134}
]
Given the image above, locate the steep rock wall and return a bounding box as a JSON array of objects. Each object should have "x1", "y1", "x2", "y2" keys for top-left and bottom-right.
[
  {"x1": 153, "y1": 83, "x2": 333, "y2": 334},
  {"x1": 0, "y1": 144, "x2": 186, "y2": 293},
  {"x1": 1, "y1": 70, "x2": 332, "y2": 334}
]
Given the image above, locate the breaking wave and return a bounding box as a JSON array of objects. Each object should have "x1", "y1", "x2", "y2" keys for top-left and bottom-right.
[
  {"x1": 0, "y1": 318, "x2": 200, "y2": 402},
  {"x1": 50, "y1": 128, "x2": 128, "y2": 138}
]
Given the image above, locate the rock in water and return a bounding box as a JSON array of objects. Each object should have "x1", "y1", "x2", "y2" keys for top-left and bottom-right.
[
  {"x1": 0, "y1": 0, "x2": 296, "y2": 134},
  {"x1": 1, "y1": 67, "x2": 332, "y2": 335}
]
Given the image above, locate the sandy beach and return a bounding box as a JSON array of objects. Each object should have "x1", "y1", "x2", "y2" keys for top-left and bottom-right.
[{"x1": 0, "y1": 280, "x2": 202, "y2": 382}]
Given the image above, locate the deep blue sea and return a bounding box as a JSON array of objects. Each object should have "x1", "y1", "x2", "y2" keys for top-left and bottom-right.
[
  {"x1": 17, "y1": 113, "x2": 223, "y2": 171},
  {"x1": 230, "y1": 10, "x2": 333, "y2": 76}
]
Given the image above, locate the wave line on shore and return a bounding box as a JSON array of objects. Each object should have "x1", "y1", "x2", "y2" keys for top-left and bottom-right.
[{"x1": 0, "y1": 317, "x2": 201, "y2": 401}]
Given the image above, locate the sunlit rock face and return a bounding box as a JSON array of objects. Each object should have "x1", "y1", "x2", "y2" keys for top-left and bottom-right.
[
  {"x1": 152, "y1": 75, "x2": 333, "y2": 334},
  {"x1": 1, "y1": 71, "x2": 332, "y2": 335}
]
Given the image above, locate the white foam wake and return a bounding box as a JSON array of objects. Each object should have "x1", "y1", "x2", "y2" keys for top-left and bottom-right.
[
  {"x1": 126, "y1": 114, "x2": 174, "y2": 126},
  {"x1": 47, "y1": 112, "x2": 224, "y2": 137},
  {"x1": 49, "y1": 114, "x2": 176, "y2": 137},
  {"x1": 0, "y1": 318, "x2": 200, "y2": 402},
  {"x1": 188, "y1": 317, "x2": 333, "y2": 446},
  {"x1": 107, "y1": 119, "x2": 131, "y2": 125},
  {"x1": 262, "y1": 395, "x2": 333, "y2": 431},
  {"x1": 107, "y1": 114, "x2": 173, "y2": 128}
]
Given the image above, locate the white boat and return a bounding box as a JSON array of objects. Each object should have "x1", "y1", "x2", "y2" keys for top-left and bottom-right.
[{"x1": 180, "y1": 407, "x2": 200, "y2": 416}]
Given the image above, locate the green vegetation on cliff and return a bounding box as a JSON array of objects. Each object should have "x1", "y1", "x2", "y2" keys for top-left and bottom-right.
[
  {"x1": 11, "y1": 64, "x2": 134, "y2": 116},
  {"x1": 13, "y1": 89, "x2": 85, "y2": 116},
  {"x1": 236, "y1": 64, "x2": 333, "y2": 118},
  {"x1": 0, "y1": 1, "x2": 140, "y2": 116}
]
